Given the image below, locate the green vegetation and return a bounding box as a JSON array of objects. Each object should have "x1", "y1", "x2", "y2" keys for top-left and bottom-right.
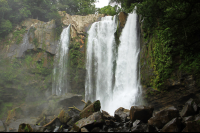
[
  {"x1": 0, "y1": 0, "x2": 98, "y2": 38},
  {"x1": 111, "y1": 0, "x2": 200, "y2": 90},
  {"x1": 69, "y1": 37, "x2": 85, "y2": 83},
  {"x1": 97, "y1": 5, "x2": 121, "y2": 16}
]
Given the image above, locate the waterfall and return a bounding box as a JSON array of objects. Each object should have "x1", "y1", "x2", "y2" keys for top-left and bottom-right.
[
  {"x1": 86, "y1": 10, "x2": 142, "y2": 115},
  {"x1": 52, "y1": 25, "x2": 71, "y2": 96},
  {"x1": 85, "y1": 16, "x2": 117, "y2": 108},
  {"x1": 106, "y1": 11, "x2": 141, "y2": 115}
]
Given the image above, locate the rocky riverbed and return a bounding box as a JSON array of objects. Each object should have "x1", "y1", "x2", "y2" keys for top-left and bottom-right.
[{"x1": 1, "y1": 97, "x2": 200, "y2": 132}]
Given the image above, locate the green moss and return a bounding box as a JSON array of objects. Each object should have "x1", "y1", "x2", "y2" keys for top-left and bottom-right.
[{"x1": 94, "y1": 100, "x2": 101, "y2": 111}]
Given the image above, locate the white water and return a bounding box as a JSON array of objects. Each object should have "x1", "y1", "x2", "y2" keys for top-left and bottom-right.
[
  {"x1": 85, "y1": 16, "x2": 117, "y2": 108},
  {"x1": 52, "y1": 25, "x2": 71, "y2": 95},
  {"x1": 106, "y1": 11, "x2": 141, "y2": 115},
  {"x1": 86, "y1": 11, "x2": 142, "y2": 115}
]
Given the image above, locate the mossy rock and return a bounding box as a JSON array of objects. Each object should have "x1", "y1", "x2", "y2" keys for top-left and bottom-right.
[
  {"x1": 18, "y1": 123, "x2": 33, "y2": 132},
  {"x1": 58, "y1": 109, "x2": 70, "y2": 123},
  {"x1": 79, "y1": 100, "x2": 101, "y2": 119}
]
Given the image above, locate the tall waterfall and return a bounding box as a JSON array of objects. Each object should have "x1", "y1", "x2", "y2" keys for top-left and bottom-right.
[
  {"x1": 85, "y1": 16, "x2": 117, "y2": 107},
  {"x1": 52, "y1": 25, "x2": 71, "y2": 96},
  {"x1": 85, "y1": 10, "x2": 142, "y2": 115}
]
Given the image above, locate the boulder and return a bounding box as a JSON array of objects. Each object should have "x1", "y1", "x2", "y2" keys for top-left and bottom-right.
[
  {"x1": 0, "y1": 120, "x2": 6, "y2": 132},
  {"x1": 114, "y1": 107, "x2": 130, "y2": 123},
  {"x1": 182, "y1": 121, "x2": 200, "y2": 132},
  {"x1": 81, "y1": 127, "x2": 89, "y2": 132},
  {"x1": 194, "y1": 114, "x2": 200, "y2": 121},
  {"x1": 148, "y1": 106, "x2": 179, "y2": 129},
  {"x1": 130, "y1": 106, "x2": 154, "y2": 123},
  {"x1": 180, "y1": 98, "x2": 198, "y2": 117},
  {"x1": 73, "y1": 111, "x2": 103, "y2": 132},
  {"x1": 102, "y1": 110, "x2": 114, "y2": 120},
  {"x1": 131, "y1": 121, "x2": 148, "y2": 132},
  {"x1": 58, "y1": 110, "x2": 71, "y2": 123},
  {"x1": 29, "y1": 124, "x2": 46, "y2": 132},
  {"x1": 160, "y1": 118, "x2": 182, "y2": 132},
  {"x1": 83, "y1": 100, "x2": 92, "y2": 110},
  {"x1": 182, "y1": 116, "x2": 195, "y2": 125},
  {"x1": 18, "y1": 123, "x2": 33, "y2": 132},
  {"x1": 79, "y1": 100, "x2": 101, "y2": 119}
]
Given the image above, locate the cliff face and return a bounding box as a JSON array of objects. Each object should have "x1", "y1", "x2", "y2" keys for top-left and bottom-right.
[
  {"x1": 139, "y1": 17, "x2": 200, "y2": 111},
  {"x1": 0, "y1": 12, "x2": 104, "y2": 119}
]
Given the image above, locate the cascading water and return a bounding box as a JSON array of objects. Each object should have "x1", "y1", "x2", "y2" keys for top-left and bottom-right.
[
  {"x1": 106, "y1": 11, "x2": 142, "y2": 115},
  {"x1": 85, "y1": 16, "x2": 118, "y2": 109},
  {"x1": 52, "y1": 25, "x2": 71, "y2": 96},
  {"x1": 86, "y1": 10, "x2": 142, "y2": 115}
]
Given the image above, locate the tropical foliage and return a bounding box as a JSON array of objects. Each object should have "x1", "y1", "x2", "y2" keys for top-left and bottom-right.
[
  {"x1": 110, "y1": 0, "x2": 200, "y2": 89},
  {"x1": 0, "y1": 0, "x2": 97, "y2": 38}
]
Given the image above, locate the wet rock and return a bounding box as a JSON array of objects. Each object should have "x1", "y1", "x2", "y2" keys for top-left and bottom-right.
[
  {"x1": 91, "y1": 127, "x2": 101, "y2": 132},
  {"x1": 124, "y1": 121, "x2": 132, "y2": 128},
  {"x1": 43, "y1": 118, "x2": 61, "y2": 131},
  {"x1": 44, "y1": 129, "x2": 51, "y2": 132},
  {"x1": 63, "y1": 129, "x2": 69, "y2": 132},
  {"x1": 182, "y1": 116, "x2": 195, "y2": 125},
  {"x1": 80, "y1": 100, "x2": 101, "y2": 119},
  {"x1": 132, "y1": 120, "x2": 142, "y2": 127},
  {"x1": 29, "y1": 124, "x2": 46, "y2": 132},
  {"x1": 102, "y1": 110, "x2": 114, "y2": 120},
  {"x1": 180, "y1": 98, "x2": 197, "y2": 117},
  {"x1": 194, "y1": 114, "x2": 200, "y2": 121},
  {"x1": 160, "y1": 118, "x2": 182, "y2": 132},
  {"x1": 53, "y1": 126, "x2": 60, "y2": 132},
  {"x1": 0, "y1": 120, "x2": 6, "y2": 132},
  {"x1": 114, "y1": 107, "x2": 130, "y2": 123},
  {"x1": 83, "y1": 100, "x2": 92, "y2": 110},
  {"x1": 18, "y1": 123, "x2": 33, "y2": 132},
  {"x1": 105, "y1": 120, "x2": 114, "y2": 127},
  {"x1": 130, "y1": 106, "x2": 154, "y2": 123},
  {"x1": 67, "y1": 115, "x2": 80, "y2": 126},
  {"x1": 131, "y1": 122, "x2": 148, "y2": 132},
  {"x1": 182, "y1": 121, "x2": 200, "y2": 132},
  {"x1": 148, "y1": 106, "x2": 179, "y2": 129},
  {"x1": 73, "y1": 111, "x2": 103, "y2": 132},
  {"x1": 114, "y1": 122, "x2": 123, "y2": 128},
  {"x1": 81, "y1": 127, "x2": 89, "y2": 132}
]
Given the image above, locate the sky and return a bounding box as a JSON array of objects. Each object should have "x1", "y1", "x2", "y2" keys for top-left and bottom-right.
[{"x1": 94, "y1": 0, "x2": 110, "y2": 8}]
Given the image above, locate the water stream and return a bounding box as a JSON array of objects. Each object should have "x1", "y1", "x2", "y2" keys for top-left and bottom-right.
[
  {"x1": 52, "y1": 25, "x2": 71, "y2": 96},
  {"x1": 86, "y1": 11, "x2": 142, "y2": 115}
]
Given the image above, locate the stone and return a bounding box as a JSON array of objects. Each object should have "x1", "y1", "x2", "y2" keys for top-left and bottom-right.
[
  {"x1": 160, "y1": 118, "x2": 182, "y2": 132},
  {"x1": 83, "y1": 100, "x2": 92, "y2": 110},
  {"x1": 29, "y1": 124, "x2": 46, "y2": 132},
  {"x1": 148, "y1": 106, "x2": 179, "y2": 129},
  {"x1": 67, "y1": 115, "x2": 80, "y2": 127},
  {"x1": 182, "y1": 121, "x2": 200, "y2": 132},
  {"x1": 79, "y1": 100, "x2": 101, "y2": 119},
  {"x1": 102, "y1": 110, "x2": 114, "y2": 120},
  {"x1": 130, "y1": 106, "x2": 154, "y2": 123},
  {"x1": 118, "y1": 12, "x2": 128, "y2": 28},
  {"x1": 180, "y1": 98, "x2": 197, "y2": 117},
  {"x1": 73, "y1": 111, "x2": 103, "y2": 132},
  {"x1": 182, "y1": 116, "x2": 195, "y2": 125},
  {"x1": 0, "y1": 120, "x2": 6, "y2": 132},
  {"x1": 131, "y1": 123, "x2": 148, "y2": 132},
  {"x1": 58, "y1": 110, "x2": 71, "y2": 123},
  {"x1": 81, "y1": 127, "x2": 89, "y2": 132},
  {"x1": 18, "y1": 123, "x2": 33, "y2": 132},
  {"x1": 114, "y1": 107, "x2": 130, "y2": 123}
]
